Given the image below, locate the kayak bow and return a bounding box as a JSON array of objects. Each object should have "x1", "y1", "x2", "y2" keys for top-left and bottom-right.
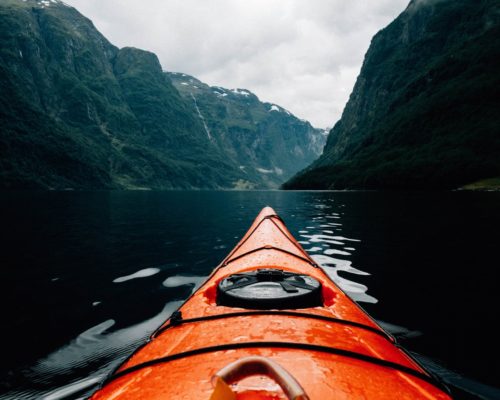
[{"x1": 91, "y1": 207, "x2": 451, "y2": 399}]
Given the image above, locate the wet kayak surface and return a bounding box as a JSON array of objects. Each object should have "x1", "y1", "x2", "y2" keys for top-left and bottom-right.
[{"x1": 0, "y1": 190, "x2": 499, "y2": 399}]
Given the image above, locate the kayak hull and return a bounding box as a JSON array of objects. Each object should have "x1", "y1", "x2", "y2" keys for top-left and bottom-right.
[{"x1": 91, "y1": 207, "x2": 451, "y2": 399}]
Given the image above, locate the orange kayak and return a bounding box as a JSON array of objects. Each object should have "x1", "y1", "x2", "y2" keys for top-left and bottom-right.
[{"x1": 91, "y1": 207, "x2": 451, "y2": 399}]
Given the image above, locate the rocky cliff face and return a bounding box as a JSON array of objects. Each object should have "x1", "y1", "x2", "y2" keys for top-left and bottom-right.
[
  {"x1": 0, "y1": 0, "x2": 323, "y2": 189},
  {"x1": 284, "y1": 0, "x2": 500, "y2": 190},
  {"x1": 167, "y1": 73, "x2": 326, "y2": 188}
]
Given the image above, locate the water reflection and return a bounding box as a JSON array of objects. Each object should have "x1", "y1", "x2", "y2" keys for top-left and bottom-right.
[
  {"x1": 298, "y1": 200, "x2": 378, "y2": 304},
  {"x1": 6, "y1": 301, "x2": 182, "y2": 400},
  {"x1": 2, "y1": 190, "x2": 499, "y2": 398},
  {"x1": 162, "y1": 275, "x2": 205, "y2": 295},
  {"x1": 113, "y1": 267, "x2": 161, "y2": 283}
]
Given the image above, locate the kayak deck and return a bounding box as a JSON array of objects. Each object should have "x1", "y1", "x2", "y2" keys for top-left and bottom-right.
[{"x1": 91, "y1": 207, "x2": 451, "y2": 399}]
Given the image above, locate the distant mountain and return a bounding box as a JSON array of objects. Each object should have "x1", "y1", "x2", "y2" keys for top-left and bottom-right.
[
  {"x1": 0, "y1": 0, "x2": 324, "y2": 190},
  {"x1": 167, "y1": 73, "x2": 327, "y2": 188},
  {"x1": 284, "y1": 0, "x2": 500, "y2": 190}
]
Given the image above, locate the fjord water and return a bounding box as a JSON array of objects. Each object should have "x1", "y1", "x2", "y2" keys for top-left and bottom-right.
[{"x1": 1, "y1": 191, "x2": 499, "y2": 399}]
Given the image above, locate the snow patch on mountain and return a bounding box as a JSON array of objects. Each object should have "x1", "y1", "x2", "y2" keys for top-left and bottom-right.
[
  {"x1": 212, "y1": 87, "x2": 228, "y2": 97},
  {"x1": 256, "y1": 167, "x2": 284, "y2": 175},
  {"x1": 32, "y1": 0, "x2": 68, "y2": 7},
  {"x1": 268, "y1": 104, "x2": 292, "y2": 116},
  {"x1": 231, "y1": 88, "x2": 251, "y2": 97}
]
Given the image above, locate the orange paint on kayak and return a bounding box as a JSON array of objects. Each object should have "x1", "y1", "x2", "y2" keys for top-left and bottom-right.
[{"x1": 91, "y1": 207, "x2": 451, "y2": 399}]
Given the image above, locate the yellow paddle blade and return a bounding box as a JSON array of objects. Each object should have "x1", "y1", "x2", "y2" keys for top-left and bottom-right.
[{"x1": 209, "y1": 377, "x2": 237, "y2": 400}]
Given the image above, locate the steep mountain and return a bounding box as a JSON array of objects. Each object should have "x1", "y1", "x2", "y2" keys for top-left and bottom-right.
[
  {"x1": 167, "y1": 73, "x2": 326, "y2": 188},
  {"x1": 0, "y1": 0, "x2": 249, "y2": 189},
  {"x1": 284, "y1": 0, "x2": 500, "y2": 190},
  {"x1": 0, "y1": 0, "x2": 323, "y2": 190}
]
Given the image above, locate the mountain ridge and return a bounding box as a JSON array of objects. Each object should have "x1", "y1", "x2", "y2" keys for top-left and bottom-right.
[
  {"x1": 0, "y1": 0, "x2": 324, "y2": 190},
  {"x1": 284, "y1": 0, "x2": 500, "y2": 190},
  {"x1": 167, "y1": 71, "x2": 326, "y2": 188}
]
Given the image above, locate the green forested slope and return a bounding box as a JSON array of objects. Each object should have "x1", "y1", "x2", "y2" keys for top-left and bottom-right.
[
  {"x1": 284, "y1": 0, "x2": 500, "y2": 190},
  {"x1": 168, "y1": 73, "x2": 326, "y2": 188},
  {"x1": 1, "y1": 0, "x2": 321, "y2": 189}
]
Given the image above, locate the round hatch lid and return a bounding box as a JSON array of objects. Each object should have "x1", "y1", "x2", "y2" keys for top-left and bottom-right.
[{"x1": 217, "y1": 269, "x2": 322, "y2": 309}]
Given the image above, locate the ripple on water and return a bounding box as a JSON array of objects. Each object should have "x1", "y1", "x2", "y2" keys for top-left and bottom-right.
[
  {"x1": 15, "y1": 301, "x2": 184, "y2": 400},
  {"x1": 299, "y1": 210, "x2": 377, "y2": 304},
  {"x1": 162, "y1": 275, "x2": 205, "y2": 292},
  {"x1": 310, "y1": 253, "x2": 377, "y2": 304},
  {"x1": 113, "y1": 267, "x2": 160, "y2": 283},
  {"x1": 304, "y1": 246, "x2": 322, "y2": 252},
  {"x1": 304, "y1": 234, "x2": 361, "y2": 242},
  {"x1": 304, "y1": 237, "x2": 344, "y2": 246},
  {"x1": 312, "y1": 254, "x2": 370, "y2": 276},
  {"x1": 43, "y1": 376, "x2": 104, "y2": 400},
  {"x1": 324, "y1": 248, "x2": 351, "y2": 256}
]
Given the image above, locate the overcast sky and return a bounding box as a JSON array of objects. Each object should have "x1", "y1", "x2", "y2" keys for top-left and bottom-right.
[{"x1": 64, "y1": 0, "x2": 409, "y2": 128}]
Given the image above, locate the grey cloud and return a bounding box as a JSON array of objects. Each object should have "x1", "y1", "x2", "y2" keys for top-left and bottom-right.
[{"x1": 65, "y1": 0, "x2": 409, "y2": 128}]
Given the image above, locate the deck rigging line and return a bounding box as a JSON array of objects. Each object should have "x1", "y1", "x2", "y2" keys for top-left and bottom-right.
[
  {"x1": 104, "y1": 341, "x2": 450, "y2": 394},
  {"x1": 153, "y1": 310, "x2": 395, "y2": 342},
  {"x1": 222, "y1": 214, "x2": 317, "y2": 267}
]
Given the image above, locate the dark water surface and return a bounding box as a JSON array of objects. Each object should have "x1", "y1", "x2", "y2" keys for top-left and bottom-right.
[{"x1": 0, "y1": 191, "x2": 499, "y2": 399}]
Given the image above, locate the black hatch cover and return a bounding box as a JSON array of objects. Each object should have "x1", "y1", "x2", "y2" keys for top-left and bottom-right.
[{"x1": 217, "y1": 268, "x2": 322, "y2": 309}]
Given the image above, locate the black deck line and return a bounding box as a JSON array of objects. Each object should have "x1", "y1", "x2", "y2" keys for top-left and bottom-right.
[
  {"x1": 222, "y1": 214, "x2": 317, "y2": 267},
  {"x1": 153, "y1": 310, "x2": 394, "y2": 342},
  {"x1": 104, "y1": 341, "x2": 450, "y2": 393},
  {"x1": 223, "y1": 245, "x2": 317, "y2": 267}
]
